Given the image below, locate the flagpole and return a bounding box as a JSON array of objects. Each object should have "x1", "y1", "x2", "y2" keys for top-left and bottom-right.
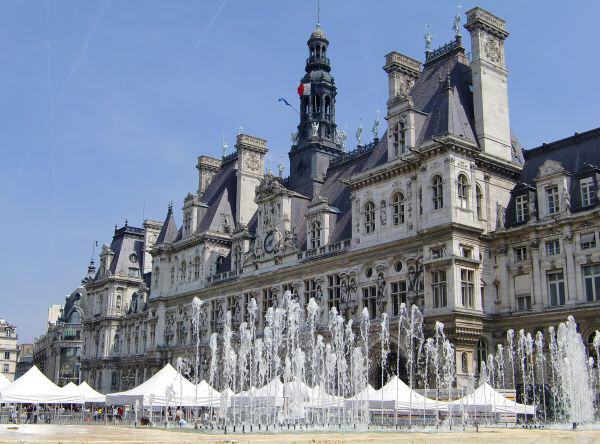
[{"x1": 278, "y1": 98, "x2": 300, "y2": 115}]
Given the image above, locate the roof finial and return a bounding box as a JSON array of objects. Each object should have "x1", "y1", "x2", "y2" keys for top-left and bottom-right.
[
  {"x1": 453, "y1": 1, "x2": 462, "y2": 37},
  {"x1": 168, "y1": 201, "x2": 173, "y2": 213},
  {"x1": 316, "y1": 0, "x2": 321, "y2": 29},
  {"x1": 424, "y1": 24, "x2": 433, "y2": 53}
]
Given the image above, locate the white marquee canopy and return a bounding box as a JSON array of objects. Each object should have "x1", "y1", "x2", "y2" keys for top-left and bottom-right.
[{"x1": 0, "y1": 366, "x2": 84, "y2": 404}]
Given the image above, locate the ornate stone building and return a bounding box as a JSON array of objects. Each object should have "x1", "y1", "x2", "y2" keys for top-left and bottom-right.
[
  {"x1": 0, "y1": 319, "x2": 18, "y2": 381},
  {"x1": 81, "y1": 7, "x2": 600, "y2": 392}
]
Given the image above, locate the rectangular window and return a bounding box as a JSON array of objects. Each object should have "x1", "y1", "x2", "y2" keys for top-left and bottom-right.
[
  {"x1": 431, "y1": 270, "x2": 447, "y2": 308},
  {"x1": 461, "y1": 246, "x2": 473, "y2": 259},
  {"x1": 546, "y1": 239, "x2": 560, "y2": 256},
  {"x1": 362, "y1": 286, "x2": 377, "y2": 319},
  {"x1": 328, "y1": 275, "x2": 341, "y2": 312},
  {"x1": 2, "y1": 364, "x2": 8, "y2": 373},
  {"x1": 210, "y1": 300, "x2": 220, "y2": 333},
  {"x1": 514, "y1": 246, "x2": 528, "y2": 262},
  {"x1": 461, "y1": 269, "x2": 475, "y2": 308},
  {"x1": 3, "y1": 352, "x2": 9, "y2": 360},
  {"x1": 243, "y1": 293, "x2": 252, "y2": 323},
  {"x1": 515, "y1": 195, "x2": 529, "y2": 222},
  {"x1": 517, "y1": 295, "x2": 532, "y2": 311},
  {"x1": 548, "y1": 271, "x2": 566, "y2": 306},
  {"x1": 583, "y1": 264, "x2": 600, "y2": 302},
  {"x1": 150, "y1": 324, "x2": 156, "y2": 346},
  {"x1": 580, "y1": 232, "x2": 597, "y2": 250},
  {"x1": 547, "y1": 186, "x2": 560, "y2": 214},
  {"x1": 581, "y1": 177, "x2": 595, "y2": 208},
  {"x1": 262, "y1": 288, "x2": 275, "y2": 324},
  {"x1": 431, "y1": 247, "x2": 443, "y2": 259},
  {"x1": 282, "y1": 283, "x2": 298, "y2": 300},
  {"x1": 304, "y1": 279, "x2": 318, "y2": 303},
  {"x1": 391, "y1": 281, "x2": 407, "y2": 316}
]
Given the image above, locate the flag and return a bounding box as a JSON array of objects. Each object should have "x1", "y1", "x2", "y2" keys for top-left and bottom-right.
[
  {"x1": 297, "y1": 82, "x2": 311, "y2": 96},
  {"x1": 278, "y1": 97, "x2": 291, "y2": 107}
]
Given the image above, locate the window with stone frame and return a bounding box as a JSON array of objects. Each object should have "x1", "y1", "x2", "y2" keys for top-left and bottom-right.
[
  {"x1": 514, "y1": 246, "x2": 528, "y2": 262},
  {"x1": 215, "y1": 256, "x2": 226, "y2": 274},
  {"x1": 461, "y1": 269, "x2": 475, "y2": 308},
  {"x1": 476, "y1": 339, "x2": 487, "y2": 374},
  {"x1": 546, "y1": 185, "x2": 560, "y2": 215},
  {"x1": 362, "y1": 285, "x2": 378, "y2": 319},
  {"x1": 461, "y1": 352, "x2": 469, "y2": 374},
  {"x1": 580, "y1": 232, "x2": 597, "y2": 250},
  {"x1": 392, "y1": 121, "x2": 406, "y2": 156},
  {"x1": 431, "y1": 270, "x2": 447, "y2": 308},
  {"x1": 328, "y1": 274, "x2": 341, "y2": 312},
  {"x1": 210, "y1": 300, "x2": 220, "y2": 333},
  {"x1": 583, "y1": 264, "x2": 600, "y2": 302},
  {"x1": 262, "y1": 288, "x2": 275, "y2": 324},
  {"x1": 179, "y1": 260, "x2": 186, "y2": 282},
  {"x1": 233, "y1": 246, "x2": 243, "y2": 270},
  {"x1": 545, "y1": 239, "x2": 560, "y2": 256},
  {"x1": 310, "y1": 220, "x2": 322, "y2": 249},
  {"x1": 516, "y1": 295, "x2": 532, "y2": 311},
  {"x1": 432, "y1": 175, "x2": 443, "y2": 210},
  {"x1": 457, "y1": 174, "x2": 469, "y2": 209},
  {"x1": 170, "y1": 266, "x2": 175, "y2": 285},
  {"x1": 150, "y1": 324, "x2": 155, "y2": 346},
  {"x1": 243, "y1": 292, "x2": 253, "y2": 323},
  {"x1": 391, "y1": 280, "x2": 407, "y2": 316},
  {"x1": 476, "y1": 184, "x2": 484, "y2": 219},
  {"x1": 304, "y1": 279, "x2": 318, "y2": 303},
  {"x1": 515, "y1": 194, "x2": 528, "y2": 223},
  {"x1": 547, "y1": 271, "x2": 566, "y2": 306},
  {"x1": 580, "y1": 177, "x2": 595, "y2": 208},
  {"x1": 364, "y1": 201, "x2": 375, "y2": 234},
  {"x1": 392, "y1": 192, "x2": 405, "y2": 225},
  {"x1": 227, "y1": 295, "x2": 237, "y2": 316}
]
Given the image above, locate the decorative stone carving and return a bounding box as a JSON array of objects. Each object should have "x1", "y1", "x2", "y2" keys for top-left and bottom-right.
[
  {"x1": 562, "y1": 189, "x2": 571, "y2": 213},
  {"x1": 245, "y1": 152, "x2": 261, "y2": 173},
  {"x1": 496, "y1": 202, "x2": 506, "y2": 230},
  {"x1": 483, "y1": 34, "x2": 502, "y2": 64}
]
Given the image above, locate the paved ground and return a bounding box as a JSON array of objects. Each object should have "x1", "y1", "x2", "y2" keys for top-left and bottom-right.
[{"x1": 1, "y1": 424, "x2": 600, "y2": 443}]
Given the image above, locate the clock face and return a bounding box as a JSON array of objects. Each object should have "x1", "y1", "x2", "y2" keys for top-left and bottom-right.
[{"x1": 264, "y1": 232, "x2": 275, "y2": 253}]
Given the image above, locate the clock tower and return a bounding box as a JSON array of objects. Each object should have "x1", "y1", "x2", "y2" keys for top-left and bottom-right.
[{"x1": 288, "y1": 24, "x2": 344, "y2": 198}]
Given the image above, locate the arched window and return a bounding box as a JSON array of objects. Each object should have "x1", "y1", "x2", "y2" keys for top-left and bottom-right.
[
  {"x1": 194, "y1": 256, "x2": 201, "y2": 279},
  {"x1": 324, "y1": 96, "x2": 331, "y2": 120},
  {"x1": 310, "y1": 220, "x2": 322, "y2": 249},
  {"x1": 392, "y1": 192, "x2": 405, "y2": 225},
  {"x1": 461, "y1": 352, "x2": 469, "y2": 374},
  {"x1": 184, "y1": 212, "x2": 191, "y2": 236},
  {"x1": 392, "y1": 121, "x2": 406, "y2": 156},
  {"x1": 457, "y1": 174, "x2": 469, "y2": 209},
  {"x1": 313, "y1": 95, "x2": 321, "y2": 116},
  {"x1": 476, "y1": 338, "x2": 488, "y2": 374},
  {"x1": 364, "y1": 201, "x2": 375, "y2": 234},
  {"x1": 432, "y1": 175, "x2": 444, "y2": 209},
  {"x1": 215, "y1": 256, "x2": 225, "y2": 274},
  {"x1": 234, "y1": 246, "x2": 242, "y2": 270},
  {"x1": 476, "y1": 184, "x2": 483, "y2": 219}
]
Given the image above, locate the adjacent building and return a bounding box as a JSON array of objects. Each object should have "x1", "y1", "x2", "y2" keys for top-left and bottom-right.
[
  {"x1": 80, "y1": 7, "x2": 600, "y2": 392},
  {"x1": 15, "y1": 343, "x2": 33, "y2": 380},
  {"x1": 0, "y1": 319, "x2": 18, "y2": 381}
]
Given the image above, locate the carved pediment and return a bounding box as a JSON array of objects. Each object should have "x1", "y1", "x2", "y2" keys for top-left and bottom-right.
[
  {"x1": 255, "y1": 172, "x2": 287, "y2": 202},
  {"x1": 536, "y1": 159, "x2": 566, "y2": 179}
]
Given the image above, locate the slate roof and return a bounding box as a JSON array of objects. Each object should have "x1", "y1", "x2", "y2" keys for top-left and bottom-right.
[{"x1": 156, "y1": 206, "x2": 178, "y2": 244}]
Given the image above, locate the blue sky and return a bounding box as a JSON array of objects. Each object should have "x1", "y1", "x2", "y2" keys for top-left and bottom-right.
[{"x1": 1, "y1": 0, "x2": 599, "y2": 342}]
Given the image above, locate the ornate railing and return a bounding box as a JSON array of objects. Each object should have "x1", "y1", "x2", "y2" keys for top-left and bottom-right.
[{"x1": 329, "y1": 140, "x2": 378, "y2": 168}]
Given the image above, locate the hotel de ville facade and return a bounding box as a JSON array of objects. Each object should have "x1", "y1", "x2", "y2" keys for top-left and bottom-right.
[{"x1": 79, "y1": 7, "x2": 600, "y2": 394}]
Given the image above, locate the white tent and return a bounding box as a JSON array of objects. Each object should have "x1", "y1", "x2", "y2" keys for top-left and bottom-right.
[
  {"x1": 233, "y1": 378, "x2": 286, "y2": 407},
  {"x1": 305, "y1": 384, "x2": 344, "y2": 408},
  {"x1": 370, "y1": 376, "x2": 447, "y2": 413},
  {"x1": 192, "y1": 380, "x2": 221, "y2": 407},
  {"x1": 0, "y1": 366, "x2": 84, "y2": 404},
  {"x1": 0, "y1": 372, "x2": 12, "y2": 390},
  {"x1": 448, "y1": 383, "x2": 535, "y2": 415},
  {"x1": 105, "y1": 364, "x2": 197, "y2": 406},
  {"x1": 346, "y1": 384, "x2": 377, "y2": 405},
  {"x1": 61, "y1": 381, "x2": 105, "y2": 404}
]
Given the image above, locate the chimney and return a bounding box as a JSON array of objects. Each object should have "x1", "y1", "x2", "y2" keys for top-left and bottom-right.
[
  {"x1": 196, "y1": 156, "x2": 222, "y2": 198},
  {"x1": 465, "y1": 7, "x2": 512, "y2": 162},
  {"x1": 235, "y1": 134, "x2": 268, "y2": 226},
  {"x1": 383, "y1": 51, "x2": 421, "y2": 106}
]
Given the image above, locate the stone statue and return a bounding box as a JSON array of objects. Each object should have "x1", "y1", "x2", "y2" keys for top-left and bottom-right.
[
  {"x1": 380, "y1": 201, "x2": 387, "y2": 226},
  {"x1": 336, "y1": 128, "x2": 347, "y2": 150},
  {"x1": 376, "y1": 273, "x2": 386, "y2": 300},
  {"x1": 340, "y1": 280, "x2": 349, "y2": 304},
  {"x1": 291, "y1": 131, "x2": 298, "y2": 144},
  {"x1": 562, "y1": 189, "x2": 571, "y2": 212},
  {"x1": 406, "y1": 261, "x2": 423, "y2": 304},
  {"x1": 356, "y1": 121, "x2": 363, "y2": 146},
  {"x1": 315, "y1": 284, "x2": 323, "y2": 303},
  {"x1": 424, "y1": 24, "x2": 433, "y2": 52},
  {"x1": 372, "y1": 113, "x2": 380, "y2": 140},
  {"x1": 496, "y1": 203, "x2": 505, "y2": 230},
  {"x1": 311, "y1": 121, "x2": 320, "y2": 139},
  {"x1": 277, "y1": 162, "x2": 285, "y2": 178},
  {"x1": 528, "y1": 199, "x2": 537, "y2": 222}
]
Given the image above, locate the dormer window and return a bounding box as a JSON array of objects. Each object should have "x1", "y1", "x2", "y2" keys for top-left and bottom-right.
[
  {"x1": 392, "y1": 192, "x2": 405, "y2": 225},
  {"x1": 364, "y1": 201, "x2": 375, "y2": 234},
  {"x1": 183, "y1": 212, "x2": 191, "y2": 236},
  {"x1": 392, "y1": 121, "x2": 406, "y2": 156},
  {"x1": 546, "y1": 186, "x2": 560, "y2": 214},
  {"x1": 515, "y1": 195, "x2": 529, "y2": 222},
  {"x1": 581, "y1": 177, "x2": 595, "y2": 208},
  {"x1": 310, "y1": 220, "x2": 322, "y2": 249}
]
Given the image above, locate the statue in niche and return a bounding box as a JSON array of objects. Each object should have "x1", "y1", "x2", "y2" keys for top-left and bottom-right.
[
  {"x1": 376, "y1": 273, "x2": 386, "y2": 301},
  {"x1": 311, "y1": 121, "x2": 320, "y2": 139},
  {"x1": 340, "y1": 279, "x2": 349, "y2": 304},
  {"x1": 406, "y1": 260, "x2": 423, "y2": 304},
  {"x1": 315, "y1": 284, "x2": 323, "y2": 304},
  {"x1": 528, "y1": 199, "x2": 537, "y2": 222},
  {"x1": 562, "y1": 189, "x2": 571, "y2": 212},
  {"x1": 496, "y1": 203, "x2": 505, "y2": 230},
  {"x1": 380, "y1": 201, "x2": 387, "y2": 226}
]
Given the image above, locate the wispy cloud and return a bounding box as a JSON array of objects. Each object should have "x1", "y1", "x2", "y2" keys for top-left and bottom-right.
[{"x1": 8, "y1": 0, "x2": 111, "y2": 193}]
